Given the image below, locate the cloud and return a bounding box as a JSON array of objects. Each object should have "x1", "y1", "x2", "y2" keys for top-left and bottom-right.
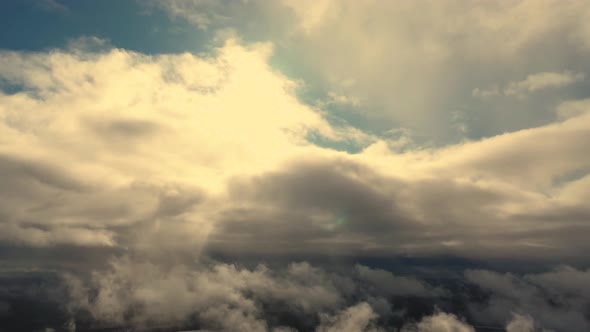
[
  {"x1": 555, "y1": 98, "x2": 590, "y2": 120},
  {"x1": 143, "y1": 0, "x2": 220, "y2": 30},
  {"x1": 281, "y1": 0, "x2": 336, "y2": 34},
  {"x1": 34, "y1": 0, "x2": 69, "y2": 13},
  {"x1": 506, "y1": 314, "x2": 535, "y2": 332},
  {"x1": 355, "y1": 265, "x2": 434, "y2": 297},
  {"x1": 474, "y1": 71, "x2": 585, "y2": 98},
  {"x1": 0, "y1": 38, "x2": 360, "y2": 256},
  {"x1": 401, "y1": 312, "x2": 475, "y2": 332},
  {"x1": 149, "y1": 1, "x2": 590, "y2": 143},
  {"x1": 3, "y1": 38, "x2": 590, "y2": 265},
  {"x1": 64, "y1": 259, "x2": 432, "y2": 330},
  {"x1": 471, "y1": 86, "x2": 501, "y2": 99},
  {"x1": 504, "y1": 71, "x2": 585, "y2": 96},
  {"x1": 3, "y1": 2, "x2": 590, "y2": 331},
  {"x1": 316, "y1": 302, "x2": 381, "y2": 332},
  {"x1": 465, "y1": 267, "x2": 590, "y2": 331},
  {"x1": 3, "y1": 260, "x2": 589, "y2": 331},
  {"x1": 208, "y1": 141, "x2": 590, "y2": 260},
  {"x1": 66, "y1": 257, "x2": 270, "y2": 327}
]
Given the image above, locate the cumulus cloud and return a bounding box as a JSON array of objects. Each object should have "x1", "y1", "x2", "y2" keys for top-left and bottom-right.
[
  {"x1": 316, "y1": 302, "x2": 381, "y2": 332},
  {"x1": 505, "y1": 314, "x2": 535, "y2": 332},
  {"x1": 401, "y1": 312, "x2": 475, "y2": 332},
  {"x1": 62, "y1": 261, "x2": 586, "y2": 330},
  {"x1": 63, "y1": 258, "x2": 436, "y2": 331},
  {"x1": 3, "y1": 259, "x2": 589, "y2": 331},
  {"x1": 0, "y1": 38, "x2": 359, "y2": 257}
]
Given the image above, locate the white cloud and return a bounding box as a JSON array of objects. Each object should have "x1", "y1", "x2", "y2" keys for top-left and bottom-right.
[
  {"x1": 401, "y1": 312, "x2": 475, "y2": 332},
  {"x1": 0, "y1": 39, "x2": 361, "y2": 251},
  {"x1": 317, "y1": 302, "x2": 381, "y2": 332}
]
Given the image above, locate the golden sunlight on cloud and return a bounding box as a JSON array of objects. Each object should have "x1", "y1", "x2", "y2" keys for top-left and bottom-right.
[
  {"x1": 0, "y1": 40, "x2": 337, "y2": 192},
  {"x1": 2, "y1": 37, "x2": 590, "y2": 260},
  {"x1": 0, "y1": 39, "x2": 357, "y2": 249}
]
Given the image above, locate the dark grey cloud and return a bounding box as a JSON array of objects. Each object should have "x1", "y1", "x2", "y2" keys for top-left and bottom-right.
[
  {"x1": 465, "y1": 267, "x2": 590, "y2": 331},
  {"x1": 354, "y1": 265, "x2": 436, "y2": 298},
  {"x1": 206, "y1": 157, "x2": 590, "y2": 263},
  {"x1": 209, "y1": 159, "x2": 415, "y2": 255}
]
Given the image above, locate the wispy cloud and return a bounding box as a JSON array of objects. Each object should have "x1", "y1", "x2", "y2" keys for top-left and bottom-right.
[
  {"x1": 35, "y1": 0, "x2": 69, "y2": 13},
  {"x1": 474, "y1": 71, "x2": 585, "y2": 98}
]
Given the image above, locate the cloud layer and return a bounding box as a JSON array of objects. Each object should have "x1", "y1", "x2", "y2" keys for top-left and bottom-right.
[
  {"x1": 2, "y1": 259, "x2": 586, "y2": 331},
  {"x1": 1, "y1": 37, "x2": 590, "y2": 266},
  {"x1": 2, "y1": 1, "x2": 590, "y2": 331}
]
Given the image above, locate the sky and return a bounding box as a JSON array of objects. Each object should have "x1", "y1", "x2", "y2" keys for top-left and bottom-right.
[{"x1": 1, "y1": 1, "x2": 590, "y2": 331}]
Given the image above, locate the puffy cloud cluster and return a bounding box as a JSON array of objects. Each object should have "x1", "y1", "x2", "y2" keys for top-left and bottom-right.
[
  {"x1": 316, "y1": 302, "x2": 380, "y2": 332},
  {"x1": 400, "y1": 313, "x2": 475, "y2": 332},
  {"x1": 0, "y1": 39, "x2": 345, "y2": 257},
  {"x1": 63, "y1": 259, "x2": 434, "y2": 331},
  {"x1": 5, "y1": 261, "x2": 578, "y2": 331},
  {"x1": 1, "y1": 37, "x2": 590, "y2": 269}
]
